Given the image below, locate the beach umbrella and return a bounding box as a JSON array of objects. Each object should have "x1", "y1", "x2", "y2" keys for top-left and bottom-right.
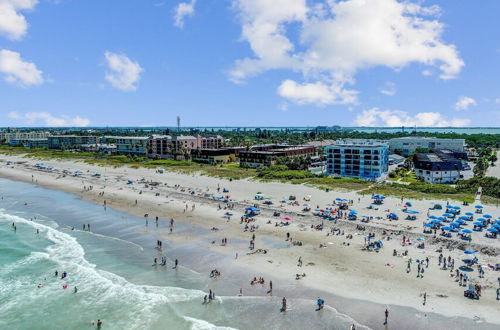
[
  {"x1": 314, "y1": 208, "x2": 320, "y2": 212},
  {"x1": 424, "y1": 223, "x2": 433, "y2": 228},
  {"x1": 459, "y1": 216, "x2": 469, "y2": 220},
  {"x1": 324, "y1": 209, "x2": 331, "y2": 213},
  {"x1": 443, "y1": 213, "x2": 453, "y2": 218},
  {"x1": 417, "y1": 237, "x2": 425, "y2": 241},
  {"x1": 429, "y1": 215, "x2": 437, "y2": 220},
  {"x1": 406, "y1": 210, "x2": 419, "y2": 214},
  {"x1": 464, "y1": 250, "x2": 475, "y2": 254},
  {"x1": 448, "y1": 209, "x2": 459, "y2": 214},
  {"x1": 487, "y1": 228, "x2": 498, "y2": 233},
  {"x1": 495, "y1": 220, "x2": 500, "y2": 225},
  {"x1": 493, "y1": 224, "x2": 500, "y2": 229},
  {"x1": 473, "y1": 221, "x2": 484, "y2": 226},
  {"x1": 475, "y1": 205, "x2": 483, "y2": 209},
  {"x1": 303, "y1": 203, "x2": 310, "y2": 207},
  {"x1": 405, "y1": 202, "x2": 412, "y2": 207},
  {"x1": 483, "y1": 214, "x2": 492, "y2": 219},
  {"x1": 450, "y1": 222, "x2": 460, "y2": 227},
  {"x1": 477, "y1": 218, "x2": 486, "y2": 222},
  {"x1": 461, "y1": 229, "x2": 473, "y2": 234},
  {"x1": 452, "y1": 206, "x2": 461, "y2": 209},
  {"x1": 456, "y1": 219, "x2": 465, "y2": 224},
  {"x1": 465, "y1": 212, "x2": 473, "y2": 216},
  {"x1": 320, "y1": 209, "x2": 325, "y2": 213},
  {"x1": 349, "y1": 210, "x2": 358, "y2": 214},
  {"x1": 431, "y1": 220, "x2": 441, "y2": 224},
  {"x1": 283, "y1": 216, "x2": 292, "y2": 221},
  {"x1": 442, "y1": 226, "x2": 453, "y2": 231}
]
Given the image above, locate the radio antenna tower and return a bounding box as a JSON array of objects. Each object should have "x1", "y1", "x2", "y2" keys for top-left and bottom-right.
[{"x1": 177, "y1": 116, "x2": 180, "y2": 132}]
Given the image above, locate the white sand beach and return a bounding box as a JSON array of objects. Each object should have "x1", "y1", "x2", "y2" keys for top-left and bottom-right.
[{"x1": 1, "y1": 154, "x2": 499, "y2": 329}]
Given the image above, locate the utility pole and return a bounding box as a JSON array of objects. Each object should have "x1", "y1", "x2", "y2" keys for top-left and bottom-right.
[{"x1": 177, "y1": 116, "x2": 180, "y2": 132}]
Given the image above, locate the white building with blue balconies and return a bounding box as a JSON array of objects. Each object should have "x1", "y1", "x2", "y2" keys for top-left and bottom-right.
[{"x1": 325, "y1": 141, "x2": 389, "y2": 181}]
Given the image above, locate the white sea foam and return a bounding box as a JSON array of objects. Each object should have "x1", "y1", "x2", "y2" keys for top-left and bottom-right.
[
  {"x1": 184, "y1": 316, "x2": 238, "y2": 330},
  {"x1": 0, "y1": 210, "x2": 210, "y2": 329}
]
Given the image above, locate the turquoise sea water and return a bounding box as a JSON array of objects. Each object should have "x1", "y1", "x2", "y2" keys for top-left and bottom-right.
[{"x1": 0, "y1": 179, "x2": 366, "y2": 330}]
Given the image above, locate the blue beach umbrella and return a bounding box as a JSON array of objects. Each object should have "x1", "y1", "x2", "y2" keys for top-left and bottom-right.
[
  {"x1": 349, "y1": 210, "x2": 358, "y2": 215},
  {"x1": 493, "y1": 224, "x2": 500, "y2": 229},
  {"x1": 429, "y1": 215, "x2": 437, "y2": 220},
  {"x1": 487, "y1": 228, "x2": 498, "y2": 233},
  {"x1": 459, "y1": 216, "x2": 469, "y2": 220},
  {"x1": 462, "y1": 229, "x2": 473, "y2": 234},
  {"x1": 456, "y1": 219, "x2": 465, "y2": 224},
  {"x1": 473, "y1": 221, "x2": 484, "y2": 226},
  {"x1": 443, "y1": 213, "x2": 453, "y2": 218},
  {"x1": 314, "y1": 208, "x2": 321, "y2": 212},
  {"x1": 450, "y1": 222, "x2": 460, "y2": 227},
  {"x1": 407, "y1": 210, "x2": 419, "y2": 214},
  {"x1": 475, "y1": 205, "x2": 483, "y2": 209},
  {"x1": 495, "y1": 220, "x2": 500, "y2": 225},
  {"x1": 483, "y1": 214, "x2": 492, "y2": 219},
  {"x1": 405, "y1": 202, "x2": 412, "y2": 207},
  {"x1": 452, "y1": 206, "x2": 461, "y2": 209},
  {"x1": 477, "y1": 218, "x2": 486, "y2": 222},
  {"x1": 431, "y1": 220, "x2": 442, "y2": 224},
  {"x1": 465, "y1": 212, "x2": 473, "y2": 216},
  {"x1": 464, "y1": 250, "x2": 475, "y2": 254},
  {"x1": 442, "y1": 226, "x2": 453, "y2": 231},
  {"x1": 438, "y1": 217, "x2": 446, "y2": 221},
  {"x1": 424, "y1": 223, "x2": 433, "y2": 228}
]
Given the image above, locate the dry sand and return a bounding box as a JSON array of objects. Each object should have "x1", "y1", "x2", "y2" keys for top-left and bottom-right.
[{"x1": 1, "y1": 154, "x2": 499, "y2": 328}]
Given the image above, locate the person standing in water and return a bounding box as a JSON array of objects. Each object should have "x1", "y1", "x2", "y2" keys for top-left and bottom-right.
[
  {"x1": 281, "y1": 297, "x2": 287, "y2": 311},
  {"x1": 384, "y1": 308, "x2": 389, "y2": 325}
]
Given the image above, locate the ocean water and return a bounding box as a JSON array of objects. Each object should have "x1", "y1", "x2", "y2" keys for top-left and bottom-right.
[{"x1": 0, "y1": 178, "x2": 366, "y2": 330}]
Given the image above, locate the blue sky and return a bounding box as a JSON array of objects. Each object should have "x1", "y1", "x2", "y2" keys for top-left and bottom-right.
[{"x1": 0, "y1": 0, "x2": 499, "y2": 127}]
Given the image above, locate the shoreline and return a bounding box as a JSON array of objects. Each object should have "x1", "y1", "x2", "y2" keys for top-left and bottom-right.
[{"x1": 1, "y1": 155, "x2": 500, "y2": 329}]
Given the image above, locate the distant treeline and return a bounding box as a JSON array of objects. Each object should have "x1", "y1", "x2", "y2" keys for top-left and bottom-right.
[{"x1": 60, "y1": 128, "x2": 500, "y2": 149}]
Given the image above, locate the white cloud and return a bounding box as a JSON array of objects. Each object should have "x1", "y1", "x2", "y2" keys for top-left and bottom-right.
[
  {"x1": 379, "y1": 82, "x2": 396, "y2": 96},
  {"x1": 277, "y1": 79, "x2": 357, "y2": 106},
  {"x1": 104, "y1": 51, "x2": 143, "y2": 91},
  {"x1": 0, "y1": 0, "x2": 38, "y2": 40},
  {"x1": 421, "y1": 69, "x2": 433, "y2": 76},
  {"x1": 495, "y1": 98, "x2": 500, "y2": 104},
  {"x1": 354, "y1": 108, "x2": 470, "y2": 127},
  {"x1": 454, "y1": 96, "x2": 476, "y2": 111},
  {"x1": 173, "y1": 0, "x2": 196, "y2": 28},
  {"x1": 231, "y1": 0, "x2": 463, "y2": 105},
  {"x1": 0, "y1": 49, "x2": 44, "y2": 86},
  {"x1": 8, "y1": 111, "x2": 90, "y2": 127}
]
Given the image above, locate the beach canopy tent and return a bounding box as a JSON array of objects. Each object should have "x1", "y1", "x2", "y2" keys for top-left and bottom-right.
[
  {"x1": 475, "y1": 205, "x2": 483, "y2": 209},
  {"x1": 487, "y1": 228, "x2": 498, "y2": 233},
  {"x1": 483, "y1": 214, "x2": 492, "y2": 219},
  {"x1": 465, "y1": 212, "x2": 474, "y2": 216},
  {"x1": 462, "y1": 229, "x2": 473, "y2": 234}
]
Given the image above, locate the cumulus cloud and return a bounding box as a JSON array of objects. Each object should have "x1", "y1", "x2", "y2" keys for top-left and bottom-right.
[
  {"x1": 354, "y1": 108, "x2": 470, "y2": 127},
  {"x1": 454, "y1": 96, "x2": 476, "y2": 111},
  {"x1": 173, "y1": 0, "x2": 196, "y2": 28},
  {"x1": 0, "y1": 49, "x2": 44, "y2": 86},
  {"x1": 379, "y1": 82, "x2": 396, "y2": 96},
  {"x1": 104, "y1": 51, "x2": 143, "y2": 91},
  {"x1": 278, "y1": 79, "x2": 357, "y2": 106},
  {"x1": 8, "y1": 111, "x2": 90, "y2": 127},
  {"x1": 0, "y1": 0, "x2": 38, "y2": 40},
  {"x1": 230, "y1": 0, "x2": 463, "y2": 105}
]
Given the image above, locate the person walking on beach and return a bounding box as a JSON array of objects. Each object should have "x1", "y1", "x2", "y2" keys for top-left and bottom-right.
[
  {"x1": 423, "y1": 292, "x2": 427, "y2": 305},
  {"x1": 384, "y1": 308, "x2": 389, "y2": 325},
  {"x1": 174, "y1": 259, "x2": 178, "y2": 269},
  {"x1": 281, "y1": 297, "x2": 287, "y2": 311}
]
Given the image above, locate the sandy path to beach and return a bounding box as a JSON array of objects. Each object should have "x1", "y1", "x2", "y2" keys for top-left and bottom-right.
[{"x1": 1, "y1": 154, "x2": 499, "y2": 328}]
